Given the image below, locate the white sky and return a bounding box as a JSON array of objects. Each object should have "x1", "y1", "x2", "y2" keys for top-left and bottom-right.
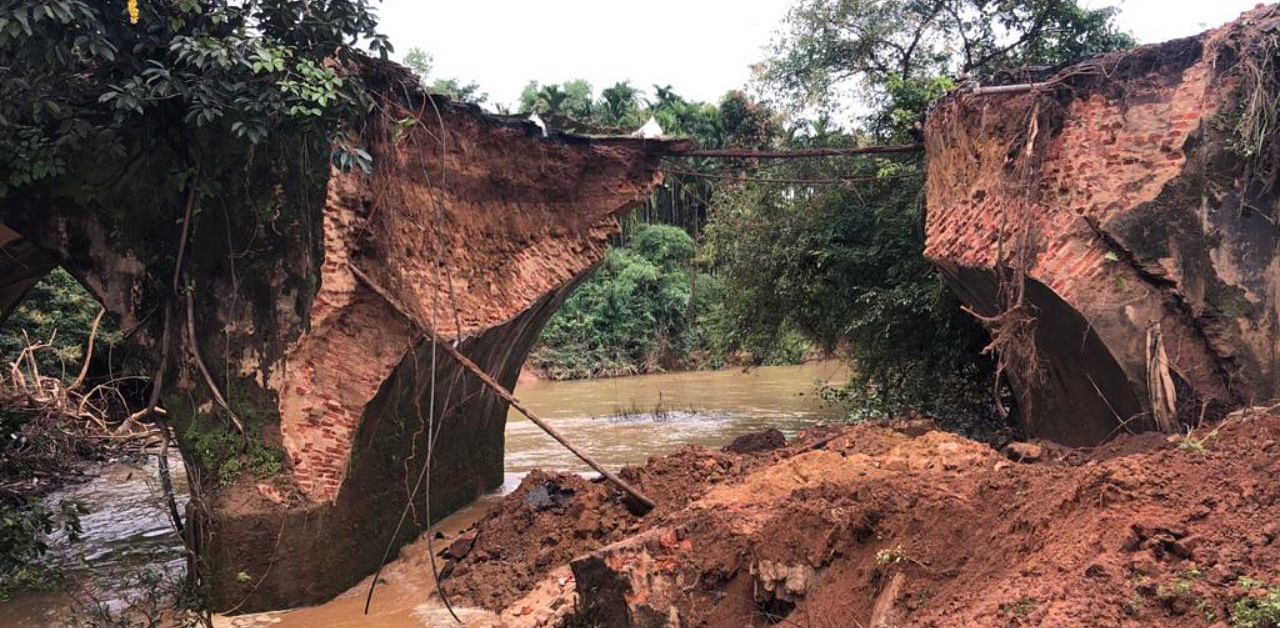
[{"x1": 377, "y1": 0, "x2": 1267, "y2": 110}]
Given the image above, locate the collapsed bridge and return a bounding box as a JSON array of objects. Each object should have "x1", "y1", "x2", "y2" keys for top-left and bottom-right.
[
  {"x1": 5, "y1": 4, "x2": 1280, "y2": 613},
  {"x1": 0, "y1": 59, "x2": 685, "y2": 611},
  {"x1": 925, "y1": 5, "x2": 1280, "y2": 445}
]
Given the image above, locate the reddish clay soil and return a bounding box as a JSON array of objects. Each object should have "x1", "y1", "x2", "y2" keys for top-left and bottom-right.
[
  {"x1": 443, "y1": 444, "x2": 783, "y2": 608},
  {"x1": 442, "y1": 416, "x2": 1280, "y2": 627}
]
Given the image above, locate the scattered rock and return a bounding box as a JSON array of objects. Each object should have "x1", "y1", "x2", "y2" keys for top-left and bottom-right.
[
  {"x1": 753, "y1": 560, "x2": 818, "y2": 603},
  {"x1": 442, "y1": 529, "x2": 478, "y2": 560},
  {"x1": 523, "y1": 480, "x2": 576, "y2": 512},
  {"x1": 1002, "y1": 441, "x2": 1044, "y2": 462},
  {"x1": 723, "y1": 428, "x2": 787, "y2": 454},
  {"x1": 895, "y1": 418, "x2": 938, "y2": 437}
]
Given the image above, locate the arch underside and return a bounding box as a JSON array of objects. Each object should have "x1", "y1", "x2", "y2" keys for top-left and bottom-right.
[
  {"x1": 938, "y1": 264, "x2": 1145, "y2": 446},
  {"x1": 0, "y1": 226, "x2": 56, "y2": 326}
]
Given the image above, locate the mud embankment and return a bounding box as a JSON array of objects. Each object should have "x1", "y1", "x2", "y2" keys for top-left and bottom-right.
[{"x1": 436, "y1": 416, "x2": 1280, "y2": 627}]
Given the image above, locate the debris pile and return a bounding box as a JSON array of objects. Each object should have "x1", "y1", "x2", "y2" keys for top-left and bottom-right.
[{"x1": 438, "y1": 417, "x2": 1280, "y2": 627}]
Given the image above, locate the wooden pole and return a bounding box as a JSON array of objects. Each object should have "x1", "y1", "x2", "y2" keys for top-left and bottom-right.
[
  {"x1": 676, "y1": 144, "x2": 922, "y2": 158},
  {"x1": 346, "y1": 262, "x2": 657, "y2": 514},
  {"x1": 970, "y1": 82, "x2": 1044, "y2": 96}
]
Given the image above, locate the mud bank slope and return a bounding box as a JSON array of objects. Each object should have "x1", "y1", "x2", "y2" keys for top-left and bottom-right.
[{"x1": 438, "y1": 417, "x2": 1280, "y2": 627}]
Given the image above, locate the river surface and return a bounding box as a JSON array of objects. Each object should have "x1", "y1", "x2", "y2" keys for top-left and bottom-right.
[{"x1": 2, "y1": 362, "x2": 847, "y2": 628}]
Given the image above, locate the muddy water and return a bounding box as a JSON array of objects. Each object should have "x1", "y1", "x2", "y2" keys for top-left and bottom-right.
[
  {"x1": 1, "y1": 362, "x2": 847, "y2": 628},
  {"x1": 2, "y1": 456, "x2": 190, "y2": 628},
  {"x1": 505, "y1": 361, "x2": 849, "y2": 472}
]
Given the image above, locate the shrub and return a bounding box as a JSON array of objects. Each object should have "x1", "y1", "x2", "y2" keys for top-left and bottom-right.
[{"x1": 531, "y1": 224, "x2": 717, "y2": 379}]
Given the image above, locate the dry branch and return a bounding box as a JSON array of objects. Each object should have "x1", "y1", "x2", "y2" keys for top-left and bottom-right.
[{"x1": 70, "y1": 307, "x2": 105, "y2": 391}]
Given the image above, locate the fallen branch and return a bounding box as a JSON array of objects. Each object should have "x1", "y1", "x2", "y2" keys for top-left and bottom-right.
[
  {"x1": 659, "y1": 162, "x2": 923, "y2": 186},
  {"x1": 69, "y1": 308, "x2": 105, "y2": 391},
  {"x1": 346, "y1": 261, "x2": 657, "y2": 514}
]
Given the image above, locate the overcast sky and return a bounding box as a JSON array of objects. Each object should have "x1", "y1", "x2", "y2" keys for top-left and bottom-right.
[{"x1": 377, "y1": 0, "x2": 1266, "y2": 110}]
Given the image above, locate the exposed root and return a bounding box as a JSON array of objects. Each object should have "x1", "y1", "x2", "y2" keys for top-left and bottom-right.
[
  {"x1": 185, "y1": 289, "x2": 245, "y2": 436},
  {"x1": 1230, "y1": 29, "x2": 1280, "y2": 190}
]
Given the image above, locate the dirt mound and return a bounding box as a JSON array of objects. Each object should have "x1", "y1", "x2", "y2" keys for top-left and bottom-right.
[
  {"x1": 444, "y1": 441, "x2": 788, "y2": 610},
  {"x1": 580, "y1": 417, "x2": 1280, "y2": 627},
  {"x1": 443, "y1": 416, "x2": 1280, "y2": 627},
  {"x1": 723, "y1": 428, "x2": 787, "y2": 454}
]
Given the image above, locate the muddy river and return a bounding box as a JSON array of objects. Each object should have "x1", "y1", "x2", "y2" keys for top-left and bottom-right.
[{"x1": 3, "y1": 362, "x2": 847, "y2": 628}]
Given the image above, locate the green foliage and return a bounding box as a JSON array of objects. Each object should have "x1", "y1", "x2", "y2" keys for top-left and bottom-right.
[
  {"x1": 531, "y1": 225, "x2": 721, "y2": 380},
  {"x1": 182, "y1": 418, "x2": 283, "y2": 487},
  {"x1": 0, "y1": 268, "x2": 121, "y2": 383},
  {"x1": 0, "y1": 0, "x2": 388, "y2": 197},
  {"x1": 690, "y1": 0, "x2": 1135, "y2": 435},
  {"x1": 1178, "y1": 426, "x2": 1220, "y2": 453},
  {"x1": 705, "y1": 160, "x2": 1000, "y2": 431},
  {"x1": 875, "y1": 544, "x2": 909, "y2": 565},
  {"x1": 999, "y1": 596, "x2": 1039, "y2": 618},
  {"x1": 1234, "y1": 577, "x2": 1280, "y2": 628},
  {"x1": 761, "y1": 0, "x2": 1135, "y2": 129},
  {"x1": 0, "y1": 498, "x2": 86, "y2": 600},
  {"x1": 402, "y1": 47, "x2": 488, "y2": 104}
]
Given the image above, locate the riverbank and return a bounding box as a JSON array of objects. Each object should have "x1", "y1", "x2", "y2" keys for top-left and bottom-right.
[
  {"x1": 435, "y1": 413, "x2": 1280, "y2": 627},
  {"x1": 516, "y1": 349, "x2": 838, "y2": 386}
]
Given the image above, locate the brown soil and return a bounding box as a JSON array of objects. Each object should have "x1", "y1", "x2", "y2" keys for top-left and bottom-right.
[
  {"x1": 444, "y1": 443, "x2": 782, "y2": 609},
  {"x1": 442, "y1": 417, "x2": 1280, "y2": 627}
]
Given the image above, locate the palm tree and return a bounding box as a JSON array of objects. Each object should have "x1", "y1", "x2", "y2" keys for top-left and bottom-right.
[
  {"x1": 599, "y1": 81, "x2": 641, "y2": 126},
  {"x1": 652, "y1": 84, "x2": 682, "y2": 112},
  {"x1": 536, "y1": 85, "x2": 568, "y2": 114}
]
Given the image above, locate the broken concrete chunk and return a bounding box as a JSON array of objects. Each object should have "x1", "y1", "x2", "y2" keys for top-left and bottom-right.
[
  {"x1": 571, "y1": 528, "x2": 685, "y2": 628},
  {"x1": 752, "y1": 560, "x2": 818, "y2": 603}
]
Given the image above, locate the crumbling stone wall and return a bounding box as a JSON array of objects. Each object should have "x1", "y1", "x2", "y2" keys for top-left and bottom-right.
[
  {"x1": 0, "y1": 58, "x2": 683, "y2": 611},
  {"x1": 925, "y1": 6, "x2": 1280, "y2": 444}
]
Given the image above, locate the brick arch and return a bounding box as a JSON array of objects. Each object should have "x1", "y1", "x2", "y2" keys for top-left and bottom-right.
[
  {"x1": 0, "y1": 226, "x2": 57, "y2": 325},
  {"x1": 938, "y1": 264, "x2": 1143, "y2": 446}
]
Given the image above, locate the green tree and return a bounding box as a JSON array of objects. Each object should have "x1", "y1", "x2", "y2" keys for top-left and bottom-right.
[
  {"x1": 596, "y1": 81, "x2": 644, "y2": 127},
  {"x1": 761, "y1": 0, "x2": 1134, "y2": 136},
  {"x1": 0, "y1": 0, "x2": 388, "y2": 196},
  {"x1": 706, "y1": 0, "x2": 1134, "y2": 432},
  {"x1": 531, "y1": 225, "x2": 719, "y2": 379},
  {"x1": 0, "y1": 269, "x2": 123, "y2": 381},
  {"x1": 518, "y1": 79, "x2": 594, "y2": 118},
  {"x1": 402, "y1": 47, "x2": 487, "y2": 104}
]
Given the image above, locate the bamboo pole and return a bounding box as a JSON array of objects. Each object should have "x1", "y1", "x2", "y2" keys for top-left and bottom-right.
[
  {"x1": 677, "y1": 144, "x2": 923, "y2": 158},
  {"x1": 346, "y1": 262, "x2": 657, "y2": 514},
  {"x1": 970, "y1": 82, "x2": 1044, "y2": 96}
]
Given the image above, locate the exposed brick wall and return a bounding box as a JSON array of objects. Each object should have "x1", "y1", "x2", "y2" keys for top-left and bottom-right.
[
  {"x1": 924, "y1": 9, "x2": 1280, "y2": 439},
  {"x1": 277, "y1": 105, "x2": 675, "y2": 501}
]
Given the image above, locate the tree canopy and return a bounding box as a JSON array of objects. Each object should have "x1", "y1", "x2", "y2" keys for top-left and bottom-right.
[
  {"x1": 701, "y1": 0, "x2": 1135, "y2": 431},
  {"x1": 760, "y1": 0, "x2": 1134, "y2": 135},
  {"x1": 0, "y1": 0, "x2": 390, "y2": 197}
]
